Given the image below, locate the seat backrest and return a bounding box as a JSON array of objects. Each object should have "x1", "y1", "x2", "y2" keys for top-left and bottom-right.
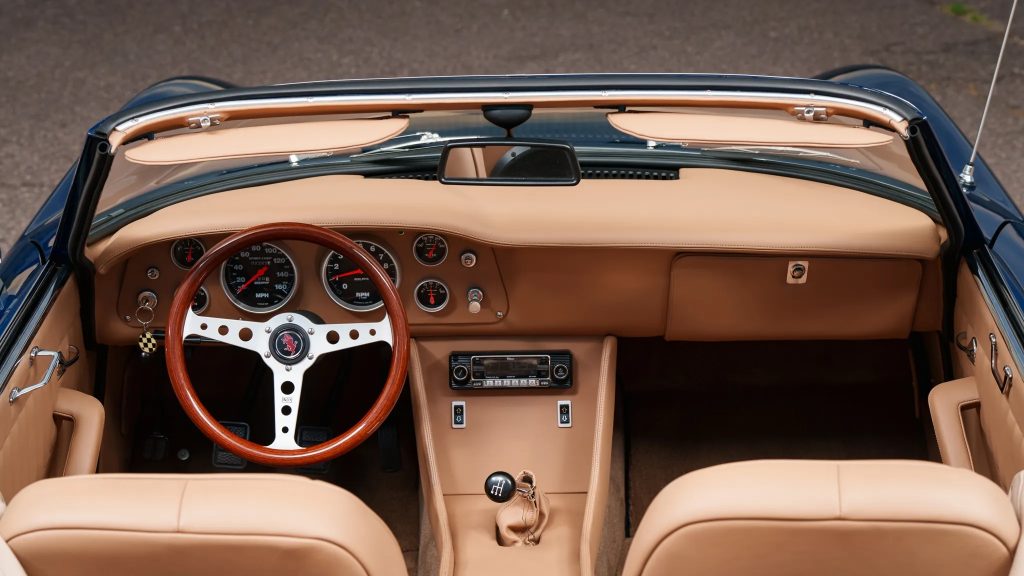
[
  {"x1": 0, "y1": 473, "x2": 405, "y2": 576},
  {"x1": 623, "y1": 460, "x2": 1020, "y2": 576}
]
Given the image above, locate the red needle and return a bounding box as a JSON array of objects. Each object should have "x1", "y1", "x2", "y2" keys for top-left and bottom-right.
[
  {"x1": 186, "y1": 246, "x2": 194, "y2": 263},
  {"x1": 427, "y1": 245, "x2": 436, "y2": 258},
  {"x1": 236, "y1": 265, "x2": 269, "y2": 294},
  {"x1": 331, "y1": 269, "x2": 364, "y2": 280}
]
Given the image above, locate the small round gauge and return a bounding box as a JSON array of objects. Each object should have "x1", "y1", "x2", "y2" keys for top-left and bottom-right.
[
  {"x1": 190, "y1": 287, "x2": 209, "y2": 314},
  {"x1": 221, "y1": 243, "x2": 297, "y2": 313},
  {"x1": 413, "y1": 233, "x2": 448, "y2": 266},
  {"x1": 322, "y1": 240, "x2": 400, "y2": 311},
  {"x1": 415, "y1": 279, "x2": 450, "y2": 313},
  {"x1": 171, "y1": 238, "x2": 206, "y2": 269}
]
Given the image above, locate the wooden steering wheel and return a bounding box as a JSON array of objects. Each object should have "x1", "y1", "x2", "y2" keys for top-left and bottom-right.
[{"x1": 165, "y1": 223, "x2": 410, "y2": 467}]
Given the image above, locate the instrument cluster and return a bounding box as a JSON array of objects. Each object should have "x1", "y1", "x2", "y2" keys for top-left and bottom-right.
[{"x1": 171, "y1": 232, "x2": 471, "y2": 316}]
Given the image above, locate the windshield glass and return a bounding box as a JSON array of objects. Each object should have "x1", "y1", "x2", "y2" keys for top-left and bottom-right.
[{"x1": 95, "y1": 107, "x2": 930, "y2": 227}]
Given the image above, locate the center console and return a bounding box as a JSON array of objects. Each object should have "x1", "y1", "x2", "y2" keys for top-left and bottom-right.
[{"x1": 410, "y1": 336, "x2": 617, "y2": 576}]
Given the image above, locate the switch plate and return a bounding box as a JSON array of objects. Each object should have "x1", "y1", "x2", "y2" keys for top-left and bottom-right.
[
  {"x1": 557, "y1": 400, "x2": 572, "y2": 428},
  {"x1": 451, "y1": 401, "x2": 466, "y2": 429}
]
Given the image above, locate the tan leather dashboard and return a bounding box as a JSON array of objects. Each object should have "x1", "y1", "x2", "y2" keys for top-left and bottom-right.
[{"x1": 88, "y1": 168, "x2": 944, "y2": 345}]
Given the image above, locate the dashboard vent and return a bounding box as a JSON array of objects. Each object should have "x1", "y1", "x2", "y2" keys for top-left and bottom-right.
[
  {"x1": 378, "y1": 171, "x2": 438, "y2": 181},
  {"x1": 581, "y1": 167, "x2": 679, "y2": 180},
  {"x1": 374, "y1": 167, "x2": 679, "y2": 181}
]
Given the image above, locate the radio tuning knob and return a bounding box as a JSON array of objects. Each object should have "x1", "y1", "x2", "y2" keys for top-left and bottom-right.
[{"x1": 467, "y1": 287, "x2": 484, "y2": 314}]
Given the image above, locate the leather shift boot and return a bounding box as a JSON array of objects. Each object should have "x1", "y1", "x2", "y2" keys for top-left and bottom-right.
[{"x1": 496, "y1": 470, "x2": 550, "y2": 546}]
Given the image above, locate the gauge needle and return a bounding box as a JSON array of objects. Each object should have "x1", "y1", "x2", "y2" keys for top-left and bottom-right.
[
  {"x1": 186, "y1": 246, "x2": 194, "y2": 263},
  {"x1": 236, "y1": 266, "x2": 269, "y2": 294},
  {"x1": 427, "y1": 245, "x2": 436, "y2": 258},
  {"x1": 331, "y1": 269, "x2": 364, "y2": 280}
]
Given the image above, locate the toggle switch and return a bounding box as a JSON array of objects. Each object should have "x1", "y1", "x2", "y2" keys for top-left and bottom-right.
[
  {"x1": 557, "y1": 400, "x2": 572, "y2": 428},
  {"x1": 451, "y1": 400, "x2": 466, "y2": 429}
]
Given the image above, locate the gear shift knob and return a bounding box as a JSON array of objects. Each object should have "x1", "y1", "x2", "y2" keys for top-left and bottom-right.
[{"x1": 484, "y1": 470, "x2": 516, "y2": 503}]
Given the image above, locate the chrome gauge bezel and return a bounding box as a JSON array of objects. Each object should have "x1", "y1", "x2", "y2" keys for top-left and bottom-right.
[
  {"x1": 413, "y1": 233, "x2": 449, "y2": 266},
  {"x1": 220, "y1": 242, "x2": 299, "y2": 314},
  {"x1": 321, "y1": 240, "x2": 401, "y2": 312},
  {"x1": 414, "y1": 278, "x2": 450, "y2": 313},
  {"x1": 190, "y1": 286, "x2": 210, "y2": 315},
  {"x1": 170, "y1": 237, "x2": 206, "y2": 270}
]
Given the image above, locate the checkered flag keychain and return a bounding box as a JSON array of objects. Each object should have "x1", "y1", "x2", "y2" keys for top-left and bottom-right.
[{"x1": 136, "y1": 301, "x2": 159, "y2": 358}]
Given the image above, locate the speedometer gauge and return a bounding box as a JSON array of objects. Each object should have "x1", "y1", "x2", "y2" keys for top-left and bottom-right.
[
  {"x1": 221, "y1": 243, "x2": 297, "y2": 313},
  {"x1": 322, "y1": 240, "x2": 400, "y2": 311}
]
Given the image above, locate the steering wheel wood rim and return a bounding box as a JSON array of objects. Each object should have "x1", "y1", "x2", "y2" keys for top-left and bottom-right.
[{"x1": 165, "y1": 222, "x2": 410, "y2": 467}]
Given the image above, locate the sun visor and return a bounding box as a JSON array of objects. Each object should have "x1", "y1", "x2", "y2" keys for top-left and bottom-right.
[
  {"x1": 123, "y1": 116, "x2": 410, "y2": 165},
  {"x1": 607, "y1": 111, "x2": 893, "y2": 148}
]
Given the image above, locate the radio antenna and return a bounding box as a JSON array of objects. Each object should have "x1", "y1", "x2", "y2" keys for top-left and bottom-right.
[{"x1": 960, "y1": 0, "x2": 1018, "y2": 188}]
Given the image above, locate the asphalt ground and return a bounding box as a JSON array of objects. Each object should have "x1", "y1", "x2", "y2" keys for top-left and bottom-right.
[{"x1": 2, "y1": 0, "x2": 1022, "y2": 254}]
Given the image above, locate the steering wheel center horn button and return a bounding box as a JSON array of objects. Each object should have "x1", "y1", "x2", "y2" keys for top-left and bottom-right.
[
  {"x1": 485, "y1": 470, "x2": 517, "y2": 503},
  {"x1": 269, "y1": 324, "x2": 309, "y2": 365}
]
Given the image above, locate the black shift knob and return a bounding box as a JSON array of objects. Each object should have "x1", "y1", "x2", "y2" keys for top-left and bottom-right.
[{"x1": 484, "y1": 470, "x2": 516, "y2": 503}]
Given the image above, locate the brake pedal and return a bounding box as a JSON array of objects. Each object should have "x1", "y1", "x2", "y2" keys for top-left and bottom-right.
[{"x1": 212, "y1": 421, "x2": 250, "y2": 470}]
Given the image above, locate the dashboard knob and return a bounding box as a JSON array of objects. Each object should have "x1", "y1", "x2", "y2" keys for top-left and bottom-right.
[
  {"x1": 467, "y1": 287, "x2": 484, "y2": 314},
  {"x1": 452, "y1": 365, "x2": 470, "y2": 382}
]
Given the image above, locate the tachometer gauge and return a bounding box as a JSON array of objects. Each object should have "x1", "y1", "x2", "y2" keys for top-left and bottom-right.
[
  {"x1": 171, "y1": 238, "x2": 205, "y2": 269},
  {"x1": 413, "y1": 233, "x2": 448, "y2": 266},
  {"x1": 221, "y1": 243, "x2": 297, "y2": 313},
  {"x1": 322, "y1": 240, "x2": 400, "y2": 311},
  {"x1": 415, "y1": 279, "x2": 450, "y2": 312}
]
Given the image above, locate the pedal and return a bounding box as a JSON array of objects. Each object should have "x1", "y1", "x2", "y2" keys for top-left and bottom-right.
[
  {"x1": 212, "y1": 421, "x2": 249, "y2": 470},
  {"x1": 297, "y1": 426, "x2": 331, "y2": 474},
  {"x1": 142, "y1": 433, "x2": 168, "y2": 461}
]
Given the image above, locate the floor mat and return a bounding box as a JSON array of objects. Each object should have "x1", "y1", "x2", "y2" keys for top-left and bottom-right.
[{"x1": 620, "y1": 338, "x2": 932, "y2": 532}]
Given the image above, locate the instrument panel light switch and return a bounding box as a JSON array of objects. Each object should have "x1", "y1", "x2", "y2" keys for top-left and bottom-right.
[
  {"x1": 557, "y1": 400, "x2": 572, "y2": 428},
  {"x1": 452, "y1": 400, "x2": 466, "y2": 429}
]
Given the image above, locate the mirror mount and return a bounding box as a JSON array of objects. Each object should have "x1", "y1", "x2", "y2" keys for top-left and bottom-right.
[
  {"x1": 438, "y1": 139, "x2": 581, "y2": 186},
  {"x1": 482, "y1": 105, "x2": 533, "y2": 137}
]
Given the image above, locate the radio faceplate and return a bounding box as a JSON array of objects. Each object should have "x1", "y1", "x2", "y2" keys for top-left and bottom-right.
[{"x1": 449, "y1": 350, "x2": 573, "y2": 389}]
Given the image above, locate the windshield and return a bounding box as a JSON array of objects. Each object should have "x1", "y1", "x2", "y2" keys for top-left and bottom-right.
[{"x1": 94, "y1": 107, "x2": 930, "y2": 231}]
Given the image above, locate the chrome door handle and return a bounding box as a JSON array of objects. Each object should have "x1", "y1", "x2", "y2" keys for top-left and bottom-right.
[
  {"x1": 989, "y1": 333, "x2": 1013, "y2": 394},
  {"x1": 8, "y1": 345, "x2": 79, "y2": 404},
  {"x1": 956, "y1": 331, "x2": 978, "y2": 364}
]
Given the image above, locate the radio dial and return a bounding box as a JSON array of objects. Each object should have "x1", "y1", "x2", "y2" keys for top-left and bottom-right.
[
  {"x1": 452, "y1": 365, "x2": 470, "y2": 382},
  {"x1": 552, "y1": 364, "x2": 570, "y2": 381}
]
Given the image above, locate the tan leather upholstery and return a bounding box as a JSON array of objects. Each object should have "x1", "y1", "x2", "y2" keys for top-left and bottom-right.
[
  {"x1": 123, "y1": 117, "x2": 409, "y2": 165},
  {"x1": 607, "y1": 111, "x2": 894, "y2": 148},
  {"x1": 0, "y1": 541, "x2": 25, "y2": 576},
  {"x1": 929, "y1": 377, "x2": 983, "y2": 471},
  {"x1": 49, "y1": 388, "x2": 104, "y2": 477},
  {"x1": 0, "y1": 474, "x2": 405, "y2": 576},
  {"x1": 623, "y1": 459, "x2": 1019, "y2": 576},
  {"x1": 953, "y1": 263, "x2": 1024, "y2": 489}
]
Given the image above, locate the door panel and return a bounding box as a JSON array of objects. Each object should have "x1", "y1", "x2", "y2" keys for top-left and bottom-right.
[
  {"x1": 0, "y1": 279, "x2": 90, "y2": 499},
  {"x1": 952, "y1": 262, "x2": 1024, "y2": 489}
]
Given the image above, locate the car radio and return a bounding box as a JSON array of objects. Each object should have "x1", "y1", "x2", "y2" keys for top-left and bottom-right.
[{"x1": 449, "y1": 350, "x2": 572, "y2": 389}]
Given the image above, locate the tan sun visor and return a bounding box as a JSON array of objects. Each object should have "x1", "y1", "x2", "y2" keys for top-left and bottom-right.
[
  {"x1": 607, "y1": 112, "x2": 893, "y2": 148},
  {"x1": 123, "y1": 116, "x2": 410, "y2": 165}
]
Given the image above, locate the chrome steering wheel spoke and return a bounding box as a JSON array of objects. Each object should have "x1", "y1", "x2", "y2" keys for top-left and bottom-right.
[
  {"x1": 183, "y1": 310, "x2": 267, "y2": 353},
  {"x1": 184, "y1": 309, "x2": 393, "y2": 451}
]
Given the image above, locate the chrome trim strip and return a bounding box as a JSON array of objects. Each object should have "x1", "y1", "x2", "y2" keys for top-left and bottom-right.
[
  {"x1": 968, "y1": 253, "x2": 1024, "y2": 370},
  {"x1": 113, "y1": 89, "x2": 909, "y2": 133}
]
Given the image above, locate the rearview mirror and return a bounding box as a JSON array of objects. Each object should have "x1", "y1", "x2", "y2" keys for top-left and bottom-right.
[{"x1": 438, "y1": 140, "x2": 580, "y2": 186}]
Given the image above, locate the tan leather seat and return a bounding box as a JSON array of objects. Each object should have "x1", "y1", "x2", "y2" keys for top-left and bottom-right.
[
  {"x1": 623, "y1": 459, "x2": 1020, "y2": 576},
  {"x1": 0, "y1": 473, "x2": 406, "y2": 576}
]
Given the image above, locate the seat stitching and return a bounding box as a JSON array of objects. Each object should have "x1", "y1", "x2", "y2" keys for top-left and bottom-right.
[
  {"x1": 175, "y1": 481, "x2": 188, "y2": 532},
  {"x1": 836, "y1": 463, "x2": 843, "y2": 519}
]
